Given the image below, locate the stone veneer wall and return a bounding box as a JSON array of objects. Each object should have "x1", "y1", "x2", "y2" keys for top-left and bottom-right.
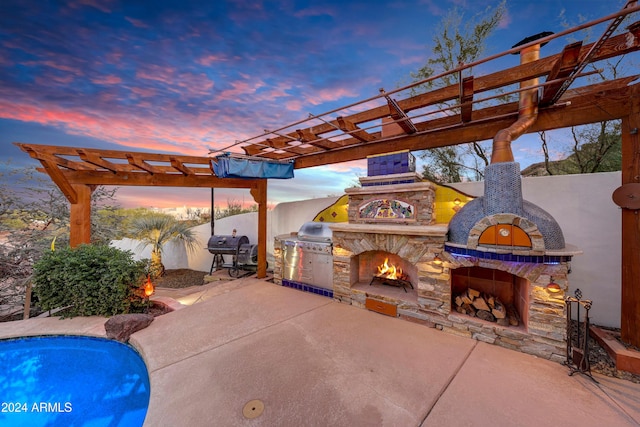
[
  {"x1": 332, "y1": 229, "x2": 568, "y2": 363},
  {"x1": 272, "y1": 237, "x2": 284, "y2": 285}
]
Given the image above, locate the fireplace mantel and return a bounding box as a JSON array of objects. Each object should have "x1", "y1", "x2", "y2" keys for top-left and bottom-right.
[{"x1": 330, "y1": 223, "x2": 448, "y2": 237}]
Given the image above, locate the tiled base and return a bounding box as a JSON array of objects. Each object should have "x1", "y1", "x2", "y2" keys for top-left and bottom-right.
[
  {"x1": 590, "y1": 326, "x2": 640, "y2": 375},
  {"x1": 281, "y1": 279, "x2": 334, "y2": 298}
]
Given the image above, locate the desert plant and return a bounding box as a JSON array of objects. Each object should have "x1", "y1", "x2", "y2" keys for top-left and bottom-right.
[
  {"x1": 127, "y1": 213, "x2": 200, "y2": 278},
  {"x1": 33, "y1": 244, "x2": 147, "y2": 317}
]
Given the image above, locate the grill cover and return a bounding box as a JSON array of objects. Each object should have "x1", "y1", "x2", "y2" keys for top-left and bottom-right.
[
  {"x1": 213, "y1": 155, "x2": 294, "y2": 179},
  {"x1": 206, "y1": 235, "x2": 249, "y2": 254},
  {"x1": 297, "y1": 222, "x2": 333, "y2": 242}
]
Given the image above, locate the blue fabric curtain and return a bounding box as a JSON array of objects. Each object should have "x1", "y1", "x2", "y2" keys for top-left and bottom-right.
[{"x1": 213, "y1": 155, "x2": 294, "y2": 179}]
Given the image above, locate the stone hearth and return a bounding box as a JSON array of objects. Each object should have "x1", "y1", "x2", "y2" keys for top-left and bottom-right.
[{"x1": 331, "y1": 223, "x2": 573, "y2": 362}]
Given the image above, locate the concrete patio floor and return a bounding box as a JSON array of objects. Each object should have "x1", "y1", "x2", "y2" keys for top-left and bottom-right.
[{"x1": 2, "y1": 277, "x2": 640, "y2": 426}]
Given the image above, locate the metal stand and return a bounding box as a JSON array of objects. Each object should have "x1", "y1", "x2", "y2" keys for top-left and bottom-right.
[
  {"x1": 210, "y1": 254, "x2": 224, "y2": 274},
  {"x1": 565, "y1": 289, "x2": 597, "y2": 382}
]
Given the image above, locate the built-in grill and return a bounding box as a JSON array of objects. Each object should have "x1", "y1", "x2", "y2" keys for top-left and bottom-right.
[
  {"x1": 206, "y1": 234, "x2": 249, "y2": 274},
  {"x1": 281, "y1": 222, "x2": 333, "y2": 294}
]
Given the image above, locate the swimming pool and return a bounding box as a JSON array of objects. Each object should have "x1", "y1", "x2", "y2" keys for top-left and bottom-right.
[{"x1": 0, "y1": 335, "x2": 150, "y2": 427}]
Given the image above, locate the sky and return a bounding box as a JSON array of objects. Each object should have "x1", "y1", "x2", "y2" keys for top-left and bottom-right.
[{"x1": 0, "y1": 0, "x2": 631, "y2": 211}]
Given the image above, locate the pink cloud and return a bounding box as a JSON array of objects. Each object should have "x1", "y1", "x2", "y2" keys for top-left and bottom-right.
[
  {"x1": 418, "y1": 0, "x2": 445, "y2": 16},
  {"x1": 293, "y1": 5, "x2": 337, "y2": 19},
  {"x1": 305, "y1": 86, "x2": 359, "y2": 106},
  {"x1": 92, "y1": 75, "x2": 122, "y2": 85},
  {"x1": 125, "y1": 17, "x2": 150, "y2": 29},
  {"x1": 136, "y1": 65, "x2": 177, "y2": 85},
  {"x1": 175, "y1": 72, "x2": 215, "y2": 96},
  {"x1": 130, "y1": 87, "x2": 157, "y2": 98},
  {"x1": 498, "y1": 9, "x2": 512, "y2": 29},
  {"x1": 320, "y1": 160, "x2": 366, "y2": 174},
  {"x1": 0, "y1": 98, "x2": 214, "y2": 156},
  {"x1": 284, "y1": 99, "x2": 303, "y2": 111},
  {"x1": 197, "y1": 54, "x2": 227, "y2": 66},
  {"x1": 115, "y1": 186, "x2": 262, "y2": 210},
  {"x1": 38, "y1": 60, "x2": 81, "y2": 74},
  {"x1": 216, "y1": 79, "x2": 265, "y2": 101},
  {"x1": 35, "y1": 74, "x2": 75, "y2": 85},
  {"x1": 66, "y1": 0, "x2": 114, "y2": 14}
]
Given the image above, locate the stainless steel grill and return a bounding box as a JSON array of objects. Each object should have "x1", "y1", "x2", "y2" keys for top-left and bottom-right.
[{"x1": 281, "y1": 222, "x2": 333, "y2": 291}]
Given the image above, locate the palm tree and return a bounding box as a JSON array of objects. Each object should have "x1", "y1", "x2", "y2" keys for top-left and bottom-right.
[{"x1": 128, "y1": 213, "x2": 200, "y2": 278}]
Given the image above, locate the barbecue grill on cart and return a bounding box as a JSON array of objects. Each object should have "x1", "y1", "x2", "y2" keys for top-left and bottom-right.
[
  {"x1": 206, "y1": 234, "x2": 249, "y2": 274},
  {"x1": 228, "y1": 243, "x2": 262, "y2": 277}
]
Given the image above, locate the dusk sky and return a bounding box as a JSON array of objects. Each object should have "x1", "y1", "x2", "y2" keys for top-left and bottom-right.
[{"x1": 0, "y1": 0, "x2": 629, "y2": 210}]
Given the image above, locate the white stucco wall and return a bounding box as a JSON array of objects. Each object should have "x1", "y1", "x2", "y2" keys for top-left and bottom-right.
[
  {"x1": 448, "y1": 171, "x2": 622, "y2": 328},
  {"x1": 115, "y1": 197, "x2": 339, "y2": 274},
  {"x1": 110, "y1": 237, "x2": 189, "y2": 270}
]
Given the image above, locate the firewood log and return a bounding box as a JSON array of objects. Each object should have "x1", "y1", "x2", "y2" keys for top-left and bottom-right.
[
  {"x1": 472, "y1": 296, "x2": 490, "y2": 312},
  {"x1": 468, "y1": 288, "x2": 480, "y2": 298},
  {"x1": 461, "y1": 293, "x2": 472, "y2": 305},
  {"x1": 487, "y1": 295, "x2": 495, "y2": 308},
  {"x1": 476, "y1": 310, "x2": 496, "y2": 322},
  {"x1": 492, "y1": 300, "x2": 506, "y2": 319},
  {"x1": 506, "y1": 304, "x2": 519, "y2": 326}
]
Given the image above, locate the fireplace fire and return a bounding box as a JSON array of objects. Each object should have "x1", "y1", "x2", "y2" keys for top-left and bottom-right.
[{"x1": 370, "y1": 258, "x2": 413, "y2": 292}]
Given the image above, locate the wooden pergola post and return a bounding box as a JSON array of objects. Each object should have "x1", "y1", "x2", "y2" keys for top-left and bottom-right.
[
  {"x1": 620, "y1": 92, "x2": 640, "y2": 347},
  {"x1": 69, "y1": 184, "x2": 93, "y2": 247},
  {"x1": 251, "y1": 180, "x2": 268, "y2": 279}
]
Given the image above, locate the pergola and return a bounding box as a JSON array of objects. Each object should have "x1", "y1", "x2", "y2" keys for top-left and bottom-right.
[{"x1": 16, "y1": 5, "x2": 640, "y2": 346}]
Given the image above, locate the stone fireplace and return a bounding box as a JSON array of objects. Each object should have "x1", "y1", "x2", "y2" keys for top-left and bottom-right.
[{"x1": 331, "y1": 153, "x2": 580, "y2": 362}]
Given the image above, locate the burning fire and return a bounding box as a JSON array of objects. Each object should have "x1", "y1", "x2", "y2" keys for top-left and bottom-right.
[{"x1": 377, "y1": 258, "x2": 403, "y2": 280}]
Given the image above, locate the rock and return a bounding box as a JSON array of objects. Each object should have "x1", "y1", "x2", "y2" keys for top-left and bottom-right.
[{"x1": 105, "y1": 313, "x2": 154, "y2": 342}]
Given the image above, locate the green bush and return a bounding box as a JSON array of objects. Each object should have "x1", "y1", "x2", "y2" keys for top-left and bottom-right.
[{"x1": 33, "y1": 244, "x2": 148, "y2": 317}]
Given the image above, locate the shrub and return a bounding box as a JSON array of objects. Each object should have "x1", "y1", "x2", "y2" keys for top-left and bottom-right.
[{"x1": 33, "y1": 244, "x2": 148, "y2": 317}]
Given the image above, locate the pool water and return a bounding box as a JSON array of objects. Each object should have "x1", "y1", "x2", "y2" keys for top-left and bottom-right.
[{"x1": 0, "y1": 335, "x2": 150, "y2": 427}]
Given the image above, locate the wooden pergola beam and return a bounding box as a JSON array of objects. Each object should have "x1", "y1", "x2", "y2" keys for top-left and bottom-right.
[
  {"x1": 170, "y1": 157, "x2": 195, "y2": 176},
  {"x1": 250, "y1": 180, "x2": 268, "y2": 278},
  {"x1": 336, "y1": 116, "x2": 374, "y2": 142},
  {"x1": 460, "y1": 76, "x2": 474, "y2": 123},
  {"x1": 51, "y1": 169, "x2": 261, "y2": 188},
  {"x1": 21, "y1": 146, "x2": 79, "y2": 203},
  {"x1": 540, "y1": 41, "x2": 583, "y2": 106},
  {"x1": 620, "y1": 83, "x2": 640, "y2": 346},
  {"x1": 127, "y1": 154, "x2": 163, "y2": 174},
  {"x1": 69, "y1": 184, "x2": 93, "y2": 246},
  {"x1": 293, "y1": 77, "x2": 638, "y2": 169},
  {"x1": 386, "y1": 95, "x2": 418, "y2": 134},
  {"x1": 78, "y1": 149, "x2": 119, "y2": 173}
]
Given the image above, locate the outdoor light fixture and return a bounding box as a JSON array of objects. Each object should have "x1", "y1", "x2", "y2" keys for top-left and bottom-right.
[
  {"x1": 452, "y1": 198, "x2": 462, "y2": 213},
  {"x1": 144, "y1": 276, "x2": 155, "y2": 297},
  {"x1": 433, "y1": 254, "x2": 443, "y2": 265},
  {"x1": 546, "y1": 277, "x2": 561, "y2": 293}
]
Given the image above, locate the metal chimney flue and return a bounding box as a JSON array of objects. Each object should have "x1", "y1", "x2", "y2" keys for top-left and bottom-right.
[{"x1": 490, "y1": 32, "x2": 553, "y2": 164}]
